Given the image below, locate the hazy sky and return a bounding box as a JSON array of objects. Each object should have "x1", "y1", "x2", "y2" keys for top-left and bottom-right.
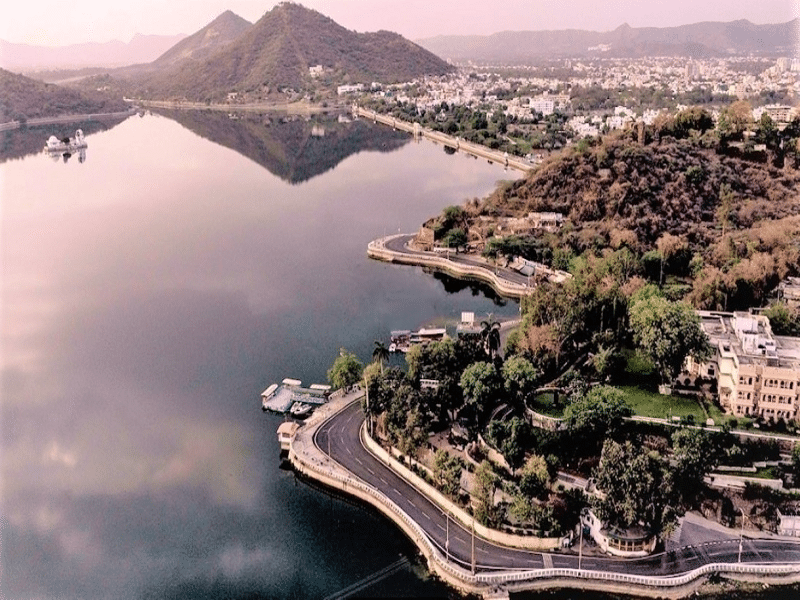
[{"x1": 3, "y1": 0, "x2": 799, "y2": 47}]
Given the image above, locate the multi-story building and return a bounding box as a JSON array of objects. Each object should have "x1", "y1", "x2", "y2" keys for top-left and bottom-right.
[{"x1": 688, "y1": 312, "x2": 800, "y2": 424}]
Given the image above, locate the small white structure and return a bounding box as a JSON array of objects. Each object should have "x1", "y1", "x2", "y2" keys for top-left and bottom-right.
[
  {"x1": 277, "y1": 421, "x2": 300, "y2": 452},
  {"x1": 45, "y1": 129, "x2": 86, "y2": 152},
  {"x1": 777, "y1": 509, "x2": 800, "y2": 537},
  {"x1": 581, "y1": 508, "x2": 658, "y2": 557}
]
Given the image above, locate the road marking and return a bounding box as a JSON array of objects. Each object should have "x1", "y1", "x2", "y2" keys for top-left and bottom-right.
[
  {"x1": 367, "y1": 467, "x2": 375, "y2": 475},
  {"x1": 542, "y1": 553, "x2": 553, "y2": 569},
  {"x1": 435, "y1": 523, "x2": 444, "y2": 531},
  {"x1": 407, "y1": 499, "x2": 417, "y2": 508},
  {"x1": 379, "y1": 477, "x2": 388, "y2": 485},
  {"x1": 355, "y1": 457, "x2": 363, "y2": 465},
  {"x1": 421, "y1": 512, "x2": 431, "y2": 520},
  {"x1": 346, "y1": 447, "x2": 352, "y2": 456}
]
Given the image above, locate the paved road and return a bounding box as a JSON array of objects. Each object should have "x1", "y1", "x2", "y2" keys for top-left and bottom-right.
[
  {"x1": 314, "y1": 401, "x2": 800, "y2": 576},
  {"x1": 383, "y1": 234, "x2": 532, "y2": 288}
]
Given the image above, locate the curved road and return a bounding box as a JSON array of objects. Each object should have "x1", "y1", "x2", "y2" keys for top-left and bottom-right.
[
  {"x1": 383, "y1": 234, "x2": 533, "y2": 288},
  {"x1": 314, "y1": 401, "x2": 800, "y2": 577}
]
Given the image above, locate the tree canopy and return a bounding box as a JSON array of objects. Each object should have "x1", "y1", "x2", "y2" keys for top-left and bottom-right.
[
  {"x1": 563, "y1": 385, "x2": 632, "y2": 441},
  {"x1": 628, "y1": 290, "x2": 711, "y2": 385},
  {"x1": 327, "y1": 348, "x2": 364, "y2": 390}
]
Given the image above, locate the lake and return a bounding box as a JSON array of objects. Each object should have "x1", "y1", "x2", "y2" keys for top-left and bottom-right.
[{"x1": 1, "y1": 110, "x2": 521, "y2": 599}]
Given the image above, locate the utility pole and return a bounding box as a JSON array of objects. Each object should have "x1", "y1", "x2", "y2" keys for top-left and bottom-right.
[
  {"x1": 445, "y1": 511, "x2": 450, "y2": 562},
  {"x1": 471, "y1": 518, "x2": 476, "y2": 574},
  {"x1": 738, "y1": 508, "x2": 745, "y2": 563}
]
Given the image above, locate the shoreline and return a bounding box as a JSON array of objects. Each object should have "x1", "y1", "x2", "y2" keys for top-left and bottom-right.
[{"x1": 286, "y1": 392, "x2": 800, "y2": 600}]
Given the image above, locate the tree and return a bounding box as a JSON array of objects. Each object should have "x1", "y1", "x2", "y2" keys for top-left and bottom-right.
[
  {"x1": 459, "y1": 362, "x2": 502, "y2": 426},
  {"x1": 716, "y1": 183, "x2": 734, "y2": 238},
  {"x1": 432, "y1": 449, "x2": 464, "y2": 497},
  {"x1": 501, "y1": 356, "x2": 539, "y2": 408},
  {"x1": 480, "y1": 317, "x2": 502, "y2": 360},
  {"x1": 563, "y1": 385, "x2": 632, "y2": 441},
  {"x1": 443, "y1": 227, "x2": 468, "y2": 252},
  {"x1": 594, "y1": 439, "x2": 674, "y2": 536},
  {"x1": 485, "y1": 417, "x2": 532, "y2": 470},
  {"x1": 327, "y1": 348, "x2": 364, "y2": 391},
  {"x1": 473, "y1": 460, "x2": 501, "y2": 527},
  {"x1": 519, "y1": 454, "x2": 551, "y2": 500},
  {"x1": 669, "y1": 428, "x2": 717, "y2": 507},
  {"x1": 372, "y1": 340, "x2": 390, "y2": 374},
  {"x1": 655, "y1": 233, "x2": 687, "y2": 285},
  {"x1": 628, "y1": 292, "x2": 712, "y2": 387},
  {"x1": 790, "y1": 443, "x2": 800, "y2": 483}
]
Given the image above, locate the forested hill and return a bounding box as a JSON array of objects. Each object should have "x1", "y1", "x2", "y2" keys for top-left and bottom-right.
[
  {"x1": 0, "y1": 68, "x2": 128, "y2": 122},
  {"x1": 485, "y1": 134, "x2": 800, "y2": 249},
  {"x1": 456, "y1": 121, "x2": 800, "y2": 310},
  {"x1": 136, "y1": 2, "x2": 453, "y2": 101}
]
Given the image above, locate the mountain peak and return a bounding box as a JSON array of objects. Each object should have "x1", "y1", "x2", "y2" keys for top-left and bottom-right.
[{"x1": 141, "y1": 3, "x2": 452, "y2": 101}]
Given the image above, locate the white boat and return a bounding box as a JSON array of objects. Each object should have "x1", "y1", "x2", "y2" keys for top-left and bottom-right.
[
  {"x1": 44, "y1": 129, "x2": 87, "y2": 153},
  {"x1": 290, "y1": 402, "x2": 313, "y2": 417}
]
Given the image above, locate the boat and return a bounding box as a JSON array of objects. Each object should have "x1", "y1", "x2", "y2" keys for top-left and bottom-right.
[
  {"x1": 261, "y1": 383, "x2": 279, "y2": 410},
  {"x1": 290, "y1": 402, "x2": 313, "y2": 418},
  {"x1": 44, "y1": 129, "x2": 87, "y2": 153},
  {"x1": 261, "y1": 379, "x2": 329, "y2": 414}
]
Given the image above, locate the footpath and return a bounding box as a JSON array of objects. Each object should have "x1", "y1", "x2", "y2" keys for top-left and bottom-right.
[{"x1": 284, "y1": 389, "x2": 800, "y2": 599}]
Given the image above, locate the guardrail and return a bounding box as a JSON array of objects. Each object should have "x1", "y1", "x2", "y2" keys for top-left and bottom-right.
[
  {"x1": 368, "y1": 236, "x2": 533, "y2": 299},
  {"x1": 289, "y1": 403, "x2": 800, "y2": 597}
]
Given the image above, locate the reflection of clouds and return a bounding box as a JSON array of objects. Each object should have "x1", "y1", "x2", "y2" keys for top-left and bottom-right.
[
  {"x1": 42, "y1": 440, "x2": 77, "y2": 468},
  {"x1": 6, "y1": 387, "x2": 261, "y2": 508}
]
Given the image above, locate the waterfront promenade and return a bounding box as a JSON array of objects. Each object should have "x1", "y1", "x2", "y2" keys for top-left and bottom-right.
[
  {"x1": 368, "y1": 233, "x2": 570, "y2": 299},
  {"x1": 285, "y1": 393, "x2": 800, "y2": 599},
  {"x1": 353, "y1": 106, "x2": 535, "y2": 173}
]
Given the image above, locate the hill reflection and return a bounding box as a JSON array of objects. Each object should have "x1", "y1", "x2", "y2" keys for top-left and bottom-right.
[
  {"x1": 0, "y1": 117, "x2": 129, "y2": 164},
  {"x1": 152, "y1": 108, "x2": 411, "y2": 184}
]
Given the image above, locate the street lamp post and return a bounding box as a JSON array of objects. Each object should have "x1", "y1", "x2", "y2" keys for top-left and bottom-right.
[
  {"x1": 738, "y1": 507, "x2": 746, "y2": 563},
  {"x1": 445, "y1": 511, "x2": 450, "y2": 562}
]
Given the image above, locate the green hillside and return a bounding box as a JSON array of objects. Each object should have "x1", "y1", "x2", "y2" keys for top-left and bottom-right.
[
  {"x1": 0, "y1": 68, "x2": 127, "y2": 122},
  {"x1": 136, "y1": 2, "x2": 453, "y2": 101}
]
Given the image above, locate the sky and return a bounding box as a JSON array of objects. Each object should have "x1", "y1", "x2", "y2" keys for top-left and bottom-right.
[{"x1": 2, "y1": 0, "x2": 799, "y2": 47}]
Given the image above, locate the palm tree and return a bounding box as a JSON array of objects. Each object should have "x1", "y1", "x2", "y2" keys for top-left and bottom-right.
[
  {"x1": 372, "y1": 340, "x2": 390, "y2": 374},
  {"x1": 480, "y1": 318, "x2": 501, "y2": 360}
]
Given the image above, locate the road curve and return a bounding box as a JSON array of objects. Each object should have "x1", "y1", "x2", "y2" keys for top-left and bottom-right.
[{"x1": 313, "y1": 401, "x2": 800, "y2": 577}]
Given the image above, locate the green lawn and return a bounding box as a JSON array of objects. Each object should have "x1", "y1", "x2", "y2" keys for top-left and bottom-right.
[
  {"x1": 527, "y1": 392, "x2": 565, "y2": 418},
  {"x1": 619, "y1": 385, "x2": 706, "y2": 421}
]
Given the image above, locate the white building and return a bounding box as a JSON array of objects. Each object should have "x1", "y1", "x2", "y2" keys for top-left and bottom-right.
[
  {"x1": 530, "y1": 98, "x2": 555, "y2": 116},
  {"x1": 688, "y1": 312, "x2": 800, "y2": 424}
]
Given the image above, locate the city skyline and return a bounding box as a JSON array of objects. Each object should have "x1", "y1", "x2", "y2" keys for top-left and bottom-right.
[{"x1": 3, "y1": 0, "x2": 798, "y2": 48}]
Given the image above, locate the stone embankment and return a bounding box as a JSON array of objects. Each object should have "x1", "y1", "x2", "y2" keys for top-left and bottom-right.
[
  {"x1": 368, "y1": 234, "x2": 534, "y2": 299},
  {"x1": 0, "y1": 108, "x2": 136, "y2": 131}
]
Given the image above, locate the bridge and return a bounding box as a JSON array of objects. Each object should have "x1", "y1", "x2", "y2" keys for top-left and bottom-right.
[{"x1": 353, "y1": 106, "x2": 535, "y2": 173}]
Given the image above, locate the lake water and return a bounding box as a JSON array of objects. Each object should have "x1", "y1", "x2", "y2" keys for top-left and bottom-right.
[
  {"x1": 1, "y1": 111, "x2": 521, "y2": 599},
  {"x1": 4, "y1": 113, "x2": 799, "y2": 600}
]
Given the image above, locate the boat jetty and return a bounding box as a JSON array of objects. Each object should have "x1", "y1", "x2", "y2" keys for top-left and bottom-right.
[
  {"x1": 389, "y1": 327, "x2": 447, "y2": 353},
  {"x1": 261, "y1": 378, "x2": 331, "y2": 417}
]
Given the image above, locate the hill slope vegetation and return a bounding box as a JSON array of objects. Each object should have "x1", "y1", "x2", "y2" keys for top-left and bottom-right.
[{"x1": 134, "y1": 2, "x2": 453, "y2": 101}]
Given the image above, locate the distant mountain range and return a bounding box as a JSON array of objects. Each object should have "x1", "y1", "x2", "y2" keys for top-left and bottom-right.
[
  {"x1": 0, "y1": 33, "x2": 187, "y2": 71},
  {"x1": 417, "y1": 19, "x2": 798, "y2": 63}
]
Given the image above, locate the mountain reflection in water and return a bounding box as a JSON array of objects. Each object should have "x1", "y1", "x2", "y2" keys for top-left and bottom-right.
[{"x1": 151, "y1": 108, "x2": 411, "y2": 184}]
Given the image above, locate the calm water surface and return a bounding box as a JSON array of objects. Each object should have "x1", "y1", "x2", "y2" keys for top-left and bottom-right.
[
  {"x1": 1, "y1": 112, "x2": 520, "y2": 599},
  {"x1": 4, "y1": 114, "x2": 799, "y2": 600}
]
